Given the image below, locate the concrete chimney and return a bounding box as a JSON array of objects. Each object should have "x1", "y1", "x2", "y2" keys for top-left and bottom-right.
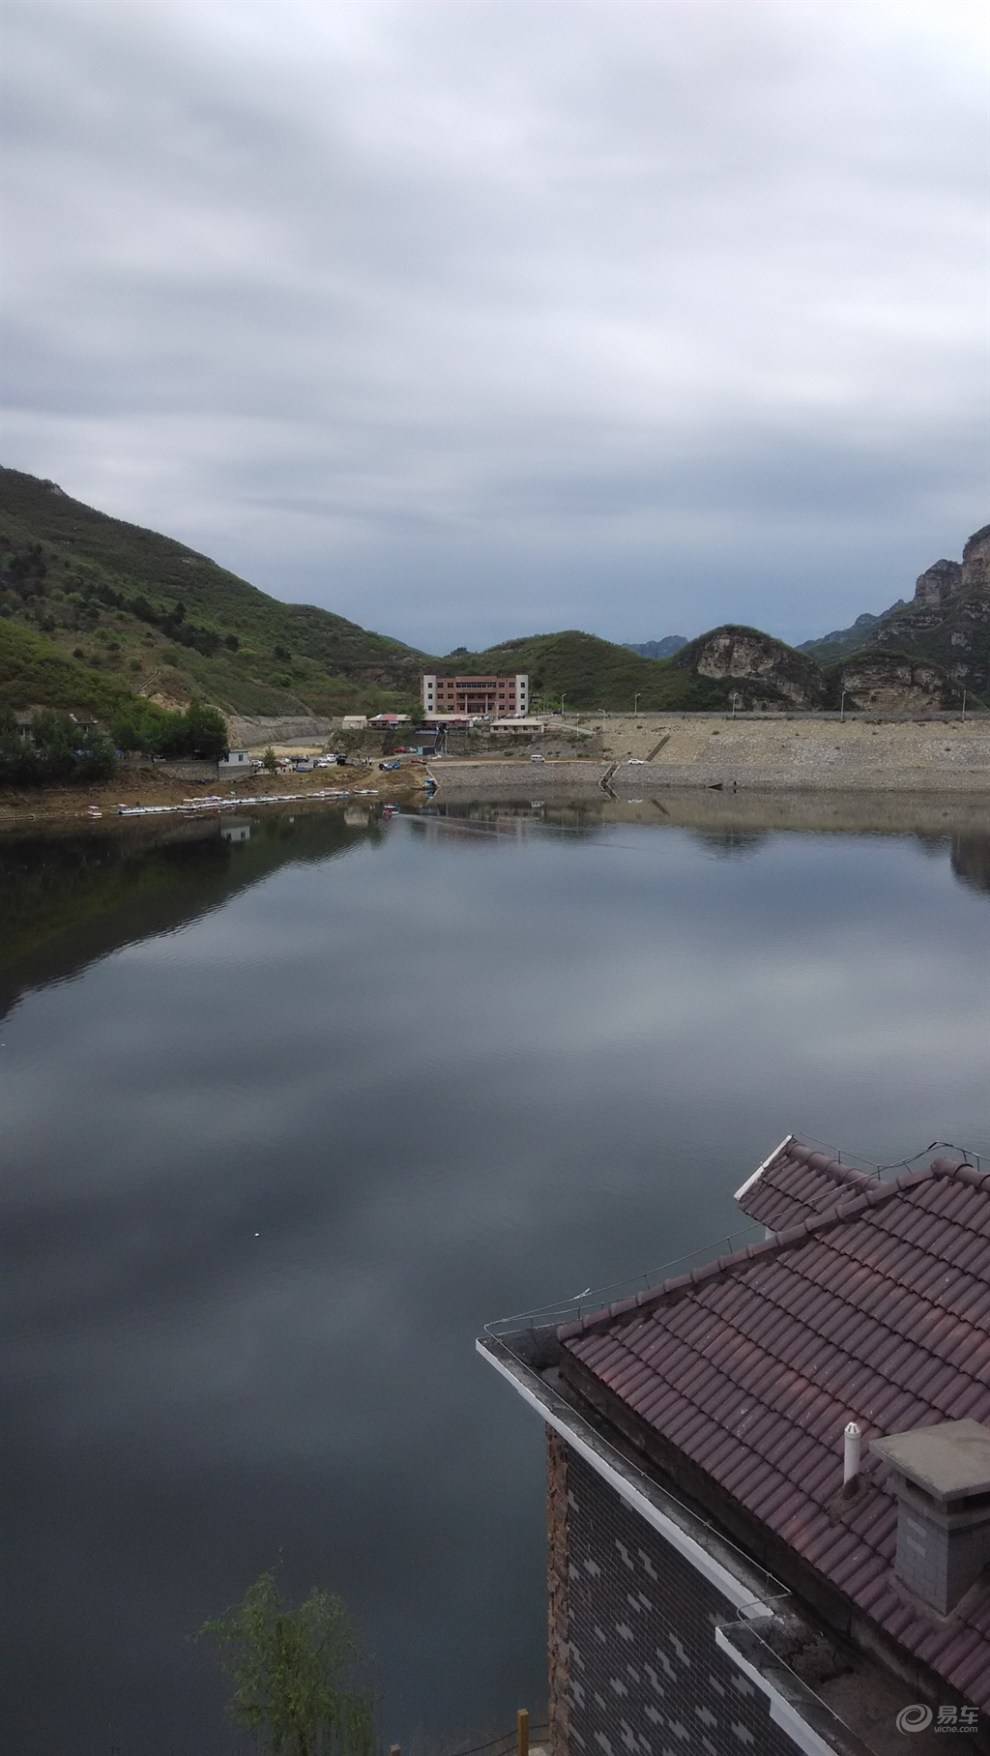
[{"x1": 872, "y1": 1420, "x2": 990, "y2": 1614}]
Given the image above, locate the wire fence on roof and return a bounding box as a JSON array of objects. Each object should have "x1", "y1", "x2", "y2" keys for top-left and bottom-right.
[{"x1": 483, "y1": 1137, "x2": 984, "y2": 1340}]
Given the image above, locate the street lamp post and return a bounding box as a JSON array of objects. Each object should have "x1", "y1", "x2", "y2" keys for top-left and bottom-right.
[
  {"x1": 840, "y1": 691, "x2": 847, "y2": 723},
  {"x1": 634, "y1": 693, "x2": 640, "y2": 716},
  {"x1": 560, "y1": 694, "x2": 565, "y2": 720},
  {"x1": 731, "y1": 692, "x2": 740, "y2": 718}
]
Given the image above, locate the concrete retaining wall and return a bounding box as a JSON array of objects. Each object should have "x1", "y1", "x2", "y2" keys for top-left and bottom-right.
[{"x1": 431, "y1": 720, "x2": 989, "y2": 797}]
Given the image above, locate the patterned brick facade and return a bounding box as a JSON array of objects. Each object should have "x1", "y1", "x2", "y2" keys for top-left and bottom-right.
[
  {"x1": 553, "y1": 1441, "x2": 800, "y2": 1756},
  {"x1": 548, "y1": 1431, "x2": 572, "y2": 1754}
]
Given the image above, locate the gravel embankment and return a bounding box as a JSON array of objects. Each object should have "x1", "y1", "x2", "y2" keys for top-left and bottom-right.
[
  {"x1": 225, "y1": 714, "x2": 339, "y2": 747},
  {"x1": 433, "y1": 719, "x2": 989, "y2": 797}
]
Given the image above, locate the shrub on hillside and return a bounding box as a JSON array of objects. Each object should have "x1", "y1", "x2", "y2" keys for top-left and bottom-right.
[
  {"x1": 0, "y1": 709, "x2": 118, "y2": 787},
  {"x1": 111, "y1": 699, "x2": 228, "y2": 761}
]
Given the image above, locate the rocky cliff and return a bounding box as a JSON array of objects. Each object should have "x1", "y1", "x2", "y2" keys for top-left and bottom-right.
[
  {"x1": 962, "y1": 524, "x2": 990, "y2": 590},
  {"x1": 837, "y1": 652, "x2": 961, "y2": 712},
  {"x1": 675, "y1": 625, "x2": 829, "y2": 708},
  {"x1": 914, "y1": 558, "x2": 962, "y2": 606},
  {"x1": 803, "y1": 524, "x2": 989, "y2": 700}
]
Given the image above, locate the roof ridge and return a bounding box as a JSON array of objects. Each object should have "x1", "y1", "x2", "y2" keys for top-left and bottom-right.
[
  {"x1": 782, "y1": 1142, "x2": 876, "y2": 1191},
  {"x1": 558, "y1": 1159, "x2": 985, "y2": 1341}
]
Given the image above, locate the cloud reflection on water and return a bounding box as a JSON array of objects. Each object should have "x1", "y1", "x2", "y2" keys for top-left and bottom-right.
[{"x1": 1, "y1": 809, "x2": 988, "y2": 1751}]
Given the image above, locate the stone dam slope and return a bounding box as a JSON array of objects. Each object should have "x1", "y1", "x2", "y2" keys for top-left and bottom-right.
[{"x1": 431, "y1": 718, "x2": 989, "y2": 796}]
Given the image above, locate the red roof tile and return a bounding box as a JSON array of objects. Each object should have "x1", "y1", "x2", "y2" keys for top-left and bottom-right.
[
  {"x1": 735, "y1": 1138, "x2": 879, "y2": 1230},
  {"x1": 558, "y1": 1150, "x2": 990, "y2": 1712}
]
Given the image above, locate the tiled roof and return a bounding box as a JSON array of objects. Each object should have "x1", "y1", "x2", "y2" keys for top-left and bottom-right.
[
  {"x1": 558, "y1": 1157, "x2": 990, "y2": 1712},
  {"x1": 734, "y1": 1136, "x2": 878, "y2": 1230}
]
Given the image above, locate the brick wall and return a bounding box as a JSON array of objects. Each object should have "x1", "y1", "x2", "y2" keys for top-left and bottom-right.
[
  {"x1": 548, "y1": 1431, "x2": 572, "y2": 1754},
  {"x1": 554, "y1": 1441, "x2": 800, "y2": 1756}
]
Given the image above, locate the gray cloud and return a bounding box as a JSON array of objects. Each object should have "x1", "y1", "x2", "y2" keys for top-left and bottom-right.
[{"x1": 2, "y1": 0, "x2": 987, "y2": 650}]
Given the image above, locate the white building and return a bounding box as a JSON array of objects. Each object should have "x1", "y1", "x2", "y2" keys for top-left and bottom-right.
[{"x1": 218, "y1": 749, "x2": 253, "y2": 775}]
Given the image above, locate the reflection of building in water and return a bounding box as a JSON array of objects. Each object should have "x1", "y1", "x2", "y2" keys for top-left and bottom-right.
[
  {"x1": 691, "y1": 828, "x2": 769, "y2": 860},
  {"x1": 407, "y1": 801, "x2": 621, "y2": 848},
  {"x1": 413, "y1": 814, "x2": 532, "y2": 846},
  {"x1": 220, "y1": 820, "x2": 252, "y2": 844},
  {"x1": 950, "y1": 835, "x2": 990, "y2": 895},
  {"x1": 344, "y1": 805, "x2": 374, "y2": 828}
]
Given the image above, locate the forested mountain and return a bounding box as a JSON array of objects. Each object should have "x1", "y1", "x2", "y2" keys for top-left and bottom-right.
[
  {"x1": 0, "y1": 468, "x2": 423, "y2": 716},
  {"x1": 1, "y1": 468, "x2": 981, "y2": 718}
]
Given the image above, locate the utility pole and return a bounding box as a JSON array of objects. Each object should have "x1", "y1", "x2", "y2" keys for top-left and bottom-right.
[
  {"x1": 840, "y1": 690, "x2": 847, "y2": 723},
  {"x1": 634, "y1": 693, "x2": 640, "y2": 716}
]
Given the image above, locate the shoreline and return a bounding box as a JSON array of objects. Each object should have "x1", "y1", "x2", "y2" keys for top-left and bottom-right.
[
  {"x1": 428, "y1": 759, "x2": 990, "y2": 797},
  {"x1": 2, "y1": 713, "x2": 986, "y2": 832},
  {"x1": 0, "y1": 759, "x2": 428, "y2": 831}
]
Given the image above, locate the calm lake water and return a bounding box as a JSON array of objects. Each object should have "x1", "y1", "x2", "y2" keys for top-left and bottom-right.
[{"x1": 2, "y1": 795, "x2": 988, "y2": 1755}]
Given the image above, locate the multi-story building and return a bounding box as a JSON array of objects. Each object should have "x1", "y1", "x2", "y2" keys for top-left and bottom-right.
[{"x1": 421, "y1": 673, "x2": 529, "y2": 718}]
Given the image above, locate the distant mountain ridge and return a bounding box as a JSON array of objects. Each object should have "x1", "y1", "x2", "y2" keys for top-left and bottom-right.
[
  {"x1": 0, "y1": 468, "x2": 983, "y2": 720},
  {"x1": 624, "y1": 636, "x2": 689, "y2": 659}
]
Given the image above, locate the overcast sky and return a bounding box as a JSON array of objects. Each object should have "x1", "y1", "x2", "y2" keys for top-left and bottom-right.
[{"x1": 2, "y1": 1, "x2": 987, "y2": 653}]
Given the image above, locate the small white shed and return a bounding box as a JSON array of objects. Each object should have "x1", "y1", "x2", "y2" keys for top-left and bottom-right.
[{"x1": 218, "y1": 748, "x2": 253, "y2": 775}]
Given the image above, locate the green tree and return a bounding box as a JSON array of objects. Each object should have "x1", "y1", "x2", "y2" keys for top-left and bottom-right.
[
  {"x1": 0, "y1": 709, "x2": 117, "y2": 787},
  {"x1": 262, "y1": 745, "x2": 278, "y2": 774},
  {"x1": 112, "y1": 698, "x2": 171, "y2": 755},
  {"x1": 182, "y1": 699, "x2": 229, "y2": 760},
  {"x1": 198, "y1": 1570, "x2": 373, "y2": 1756}
]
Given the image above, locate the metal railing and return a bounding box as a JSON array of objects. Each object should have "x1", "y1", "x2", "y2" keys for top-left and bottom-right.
[{"x1": 386, "y1": 1713, "x2": 550, "y2": 1756}]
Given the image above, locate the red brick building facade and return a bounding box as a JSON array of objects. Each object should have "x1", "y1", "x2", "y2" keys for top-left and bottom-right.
[{"x1": 420, "y1": 673, "x2": 529, "y2": 717}]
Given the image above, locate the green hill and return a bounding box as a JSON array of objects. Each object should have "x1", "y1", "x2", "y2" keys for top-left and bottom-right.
[
  {"x1": 443, "y1": 622, "x2": 844, "y2": 713},
  {"x1": 0, "y1": 618, "x2": 138, "y2": 718},
  {"x1": 0, "y1": 468, "x2": 424, "y2": 715},
  {"x1": 436, "y1": 629, "x2": 716, "y2": 709},
  {"x1": 2, "y1": 467, "x2": 978, "y2": 721},
  {"x1": 0, "y1": 469, "x2": 782, "y2": 718}
]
